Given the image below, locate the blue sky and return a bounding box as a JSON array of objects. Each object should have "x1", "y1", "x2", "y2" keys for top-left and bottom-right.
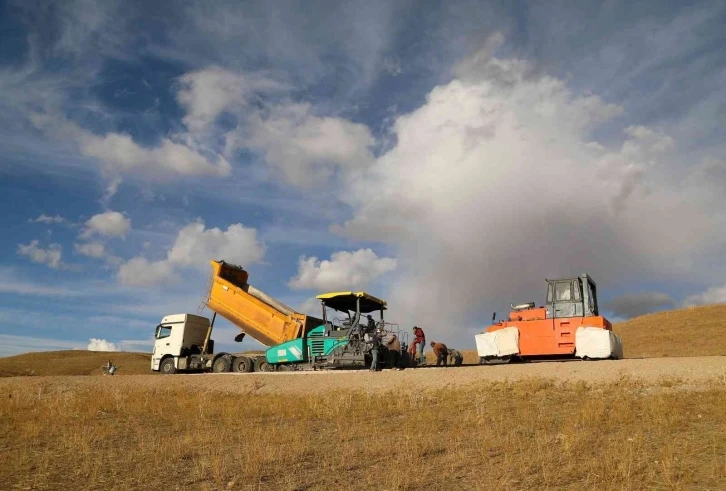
[{"x1": 1, "y1": 0, "x2": 725, "y2": 356}]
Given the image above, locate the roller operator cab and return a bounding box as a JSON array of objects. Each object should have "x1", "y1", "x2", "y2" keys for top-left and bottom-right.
[
  {"x1": 265, "y1": 291, "x2": 409, "y2": 370},
  {"x1": 476, "y1": 274, "x2": 623, "y2": 363}
]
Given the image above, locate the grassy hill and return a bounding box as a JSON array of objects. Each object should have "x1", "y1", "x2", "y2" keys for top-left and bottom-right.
[
  {"x1": 0, "y1": 350, "x2": 153, "y2": 377},
  {"x1": 613, "y1": 304, "x2": 726, "y2": 358}
]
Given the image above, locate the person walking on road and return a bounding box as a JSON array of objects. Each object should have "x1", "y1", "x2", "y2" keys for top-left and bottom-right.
[
  {"x1": 412, "y1": 326, "x2": 426, "y2": 365},
  {"x1": 430, "y1": 341, "x2": 449, "y2": 366},
  {"x1": 448, "y1": 348, "x2": 463, "y2": 366}
]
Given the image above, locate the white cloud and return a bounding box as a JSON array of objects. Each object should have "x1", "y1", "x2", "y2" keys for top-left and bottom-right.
[
  {"x1": 31, "y1": 214, "x2": 66, "y2": 224},
  {"x1": 29, "y1": 114, "x2": 231, "y2": 181},
  {"x1": 683, "y1": 285, "x2": 726, "y2": 307},
  {"x1": 298, "y1": 297, "x2": 323, "y2": 316},
  {"x1": 229, "y1": 103, "x2": 375, "y2": 187},
  {"x1": 117, "y1": 257, "x2": 177, "y2": 287},
  {"x1": 288, "y1": 248, "x2": 397, "y2": 291},
  {"x1": 177, "y1": 66, "x2": 286, "y2": 133},
  {"x1": 75, "y1": 241, "x2": 106, "y2": 258},
  {"x1": 17, "y1": 240, "x2": 63, "y2": 269},
  {"x1": 79, "y1": 131, "x2": 231, "y2": 178},
  {"x1": 333, "y1": 47, "x2": 721, "y2": 334},
  {"x1": 87, "y1": 338, "x2": 118, "y2": 352},
  {"x1": 167, "y1": 221, "x2": 265, "y2": 267},
  {"x1": 80, "y1": 211, "x2": 131, "y2": 239},
  {"x1": 118, "y1": 221, "x2": 265, "y2": 287}
]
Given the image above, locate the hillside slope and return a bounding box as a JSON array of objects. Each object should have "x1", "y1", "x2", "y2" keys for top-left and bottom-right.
[
  {"x1": 0, "y1": 350, "x2": 152, "y2": 377},
  {"x1": 613, "y1": 304, "x2": 726, "y2": 358}
]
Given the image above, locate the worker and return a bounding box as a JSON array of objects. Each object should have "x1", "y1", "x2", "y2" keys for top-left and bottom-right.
[
  {"x1": 385, "y1": 332, "x2": 401, "y2": 369},
  {"x1": 369, "y1": 329, "x2": 382, "y2": 372},
  {"x1": 412, "y1": 326, "x2": 426, "y2": 365},
  {"x1": 430, "y1": 341, "x2": 448, "y2": 366},
  {"x1": 367, "y1": 314, "x2": 376, "y2": 331},
  {"x1": 448, "y1": 348, "x2": 464, "y2": 366}
]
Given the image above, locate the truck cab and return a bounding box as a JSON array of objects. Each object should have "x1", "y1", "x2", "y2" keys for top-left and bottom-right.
[{"x1": 152, "y1": 314, "x2": 216, "y2": 373}]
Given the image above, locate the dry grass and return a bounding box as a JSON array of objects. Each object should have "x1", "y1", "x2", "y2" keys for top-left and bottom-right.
[
  {"x1": 1, "y1": 377, "x2": 725, "y2": 490},
  {"x1": 614, "y1": 304, "x2": 726, "y2": 358},
  {"x1": 0, "y1": 350, "x2": 152, "y2": 377}
]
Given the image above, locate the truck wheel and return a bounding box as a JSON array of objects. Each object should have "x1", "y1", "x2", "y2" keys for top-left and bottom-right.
[
  {"x1": 233, "y1": 356, "x2": 253, "y2": 373},
  {"x1": 160, "y1": 357, "x2": 176, "y2": 374},
  {"x1": 212, "y1": 356, "x2": 232, "y2": 373},
  {"x1": 254, "y1": 356, "x2": 273, "y2": 372}
]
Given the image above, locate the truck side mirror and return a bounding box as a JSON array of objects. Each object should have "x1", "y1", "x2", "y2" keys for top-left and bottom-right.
[{"x1": 492, "y1": 312, "x2": 496, "y2": 323}]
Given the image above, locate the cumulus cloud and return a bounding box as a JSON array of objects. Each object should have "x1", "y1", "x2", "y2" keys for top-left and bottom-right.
[
  {"x1": 228, "y1": 103, "x2": 375, "y2": 187},
  {"x1": 117, "y1": 257, "x2": 177, "y2": 287},
  {"x1": 332, "y1": 46, "x2": 720, "y2": 334},
  {"x1": 29, "y1": 114, "x2": 231, "y2": 181},
  {"x1": 87, "y1": 338, "x2": 118, "y2": 352},
  {"x1": 17, "y1": 240, "x2": 63, "y2": 269},
  {"x1": 80, "y1": 211, "x2": 130, "y2": 239},
  {"x1": 118, "y1": 221, "x2": 265, "y2": 286},
  {"x1": 683, "y1": 285, "x2": 726, "y2": 307},
  {"x1": 288, "y1": 248, "x2": 397, "y2": 291},
  {"x1": 30, "y1": 214, "x2": 66, "y2": 224},
  {"x1": 79, "y1": 131, "x2": 231, "y2": 178},
  {"x1": 75, "y1": 241, "x2": 106, "y2": 258},
  {"x1": 604, "y1": 292, "x2": 675, "y2": 319},
  {"x1": 177, "y1": 66, "x2": 286, "y2": 133}
]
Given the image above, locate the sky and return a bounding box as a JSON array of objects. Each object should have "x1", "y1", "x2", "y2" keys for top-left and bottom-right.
[{"x1": 1, "y1": 0, "x2": 725, "y2": 356}]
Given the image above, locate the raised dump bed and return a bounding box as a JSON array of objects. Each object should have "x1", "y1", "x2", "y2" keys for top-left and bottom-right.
[{"x1": 205, "y1": 260, "x2": 320, "y2": 346}]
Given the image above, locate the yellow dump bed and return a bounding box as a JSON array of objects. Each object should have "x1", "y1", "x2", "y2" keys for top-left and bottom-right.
[{"x1": 205, "y1": 260, "x2": 318, "y2": 346}]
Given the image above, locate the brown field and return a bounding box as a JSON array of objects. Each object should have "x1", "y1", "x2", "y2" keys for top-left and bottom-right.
[
  {"x1": 613, "y1": 304, "x2": 726, "y2": 358},
  {"x1": 0, "y1": 350, "x2": 152, "y2": 377},
  {"x1": 2, "y1": 373, "x2": 725, "y2": 490},
  {"x1": 2, "y1": 305, "x2": 725, "y2": 489}
]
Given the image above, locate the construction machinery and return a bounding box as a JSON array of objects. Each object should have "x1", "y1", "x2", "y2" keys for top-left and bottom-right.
[
  {"x1": 151, "y1": 260, "x2": 407, "y2": 374},
  {"x1": 266, "y1": 291, "x2": 411, "y2": 370},
  {"x1": 475, "y1": 274, "x2": 623, "y2": 364}
]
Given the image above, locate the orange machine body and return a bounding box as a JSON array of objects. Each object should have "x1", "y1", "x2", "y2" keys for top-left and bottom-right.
[{"x1": 485, "y1": 274, "x2": 612, "y2": 357}]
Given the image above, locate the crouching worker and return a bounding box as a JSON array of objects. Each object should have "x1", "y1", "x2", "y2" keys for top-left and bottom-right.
[
  {"x1": 386, "y1": 332, "x2": 401, "y2": 369},
  {"x1": 448, "y1": 348, "x2": 463, "y2": 366},
  {"x1": 430, "y1": 341, "x2": 449, "y2": 366}
]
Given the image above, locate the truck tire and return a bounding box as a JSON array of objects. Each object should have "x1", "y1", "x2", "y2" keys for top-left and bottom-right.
[
  {"x1": 254, "y1": 356, "x2": 273, "y2": 372},
  {"x1": 212, "y1": 356, "x2": 232, "y2": 373},
  {"x1": 160, "y1": 357, "x2": 176, "y2": 374},
  {"x1": 233, "y1": 356, "x2": 254, "y2": 373}
]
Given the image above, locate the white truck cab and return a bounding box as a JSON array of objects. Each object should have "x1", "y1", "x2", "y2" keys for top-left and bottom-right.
[{"x1": 152, "y1": 314, "x2": 214, "y2": 373}]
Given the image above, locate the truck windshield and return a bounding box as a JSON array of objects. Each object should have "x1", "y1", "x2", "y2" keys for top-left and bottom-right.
[{"x1": 156, "y1": 326, "x2": 172, "y2": 339}]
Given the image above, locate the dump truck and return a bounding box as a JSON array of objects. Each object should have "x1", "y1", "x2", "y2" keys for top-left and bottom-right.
[
  {"x1": 475, "y1": 274, "x2": 623, "y2": 364},
  {"x1": 151, "y1": 260, "x2": 322, "y2": 374},
  {"x1": 151, "y1": 260, "x2": 407, "y2": 373}
]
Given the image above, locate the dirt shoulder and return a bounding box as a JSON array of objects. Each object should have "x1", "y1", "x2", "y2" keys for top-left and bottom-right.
[{"x1": 2, "y1": 356, "x2": 724, "y2": 395}]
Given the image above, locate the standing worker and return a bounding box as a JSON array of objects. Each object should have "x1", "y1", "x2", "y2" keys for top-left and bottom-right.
[
  {"x1": 369, "y1": 329, "x2": 382, "y2": 372},
  {"x1": 412, "y1": 326, "x2": 426, "y2": 365},
  {"x1": 448, "y1": 348, "x2": 464, "y2": 366},
  {"x1": 430, "y1": 341, "x2": 449, "y2": 366}
]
